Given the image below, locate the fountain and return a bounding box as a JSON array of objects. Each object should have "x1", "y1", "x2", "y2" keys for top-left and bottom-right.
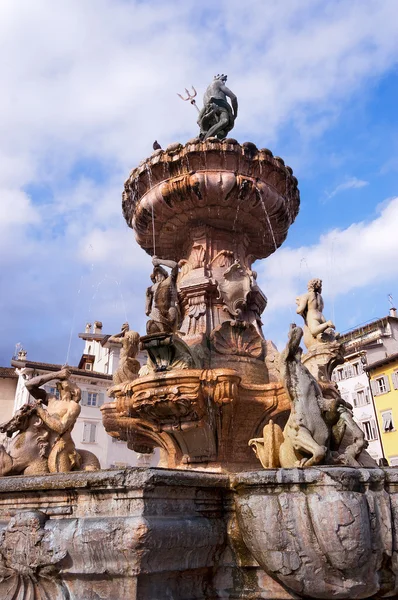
[{"x1": 0, "y1": 75, "x2": 397, "y2": 600}]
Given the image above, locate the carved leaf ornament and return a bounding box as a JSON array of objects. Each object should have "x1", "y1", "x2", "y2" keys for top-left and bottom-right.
[{"x1": 0, "y1": 511, "x2": 69, "y2": 599}]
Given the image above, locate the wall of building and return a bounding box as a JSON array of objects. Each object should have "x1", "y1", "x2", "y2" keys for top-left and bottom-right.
[
  {"x1": 333, "y1": 359, "x2": 383, "y2": 461},
  {"x1": 369, "y1": 361, "x2": 398, "y2": 465},
  {"x1": 0, "y1": 374, "x2": 17, "y2": 424}
]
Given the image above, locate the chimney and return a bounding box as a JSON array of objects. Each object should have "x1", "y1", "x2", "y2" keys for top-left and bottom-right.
[
  {"x1": 85, "y1": 322, "x2": 91, "y2": 333},
  {"x1": 390, "y1": 308, "x2": 397, "y2": 318},
  {"x1": 93, "y1": 321, "x2": 103, "y2": 334}
]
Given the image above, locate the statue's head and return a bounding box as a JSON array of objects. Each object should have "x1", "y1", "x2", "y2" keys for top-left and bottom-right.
[
  {"x1": 214, "y1": 73, "x2": 227, "y2": 82},
  {"x1": 56, "y1": 379, "x2": 81, "y2": 404},
  {"x1": 308, "y1": 278, "x2": 322, "y2": 293},
  {"x1": 121, "y1": 322, "x2": 129, "y2": 333},
  {"x1": 151, "y1": 265, "x2": 168, "y2": 283}
]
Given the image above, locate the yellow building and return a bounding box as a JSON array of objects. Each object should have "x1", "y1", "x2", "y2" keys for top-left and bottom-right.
[{"x1": 368, "y1": 353, "x2": 398, "y2": 465}]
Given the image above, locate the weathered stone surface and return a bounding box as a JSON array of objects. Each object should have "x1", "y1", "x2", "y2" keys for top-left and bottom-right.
[
  {"x1": 0, "y1": 469, "x2": 230, "y2": 600},
  {"x1": 102, "y1": 369, "x2": 290, "y2": 471},
  {"x1": 0, "y1": 367, "x2": 100, "y2": 477},
  {"x1": 112, "y1": 141, "x2": 299, "y2": 470},
  {"x1": 1, "y1": 467, "x2": 397, "y2": 599},
  {"x1": 123, "y1": 141, "x2": 299, "y2": 263},
  {"x1": 232, "y1": 468, "x2": 398, "y2": 599}
]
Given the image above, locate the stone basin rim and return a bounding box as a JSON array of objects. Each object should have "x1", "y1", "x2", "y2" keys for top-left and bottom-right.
[
  {"x1": 0, "y1": 466, "x2": 231, "y2": 493},
  {"x1": 230, "y1": 466, "x2": 398, "y2": 490}
]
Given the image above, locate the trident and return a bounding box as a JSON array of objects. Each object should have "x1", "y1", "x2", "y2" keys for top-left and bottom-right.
[{"x1": 177, "y1": 86, "x2": 199, "y2": 113}]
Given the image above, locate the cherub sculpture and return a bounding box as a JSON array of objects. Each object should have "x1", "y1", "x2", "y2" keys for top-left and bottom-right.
[
  {"x1": 107, "y1": 323, "x2": 140, "y2": 385},
  {"x1": 197, "y1": 74, "x2": 238, "y2": 140},
  {"x1": 146, "y1": 256, "x2": 181, "y2": 334},
  {"x1": 0, "y1": 367, "x2": 100, "y2": 476},
  {"x1": 296, "y1": 278, "x2": 337, "y2": 349}
]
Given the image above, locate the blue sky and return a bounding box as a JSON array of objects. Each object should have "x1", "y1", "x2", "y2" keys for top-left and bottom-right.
[{"x1": 1, "y1": 0, "x2": 398, "y2": 364}]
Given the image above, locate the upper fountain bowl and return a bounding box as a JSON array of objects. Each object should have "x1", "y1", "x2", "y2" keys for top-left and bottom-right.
[{"x1": 123, "y1": 138, "x2": 300, "y2": 262}]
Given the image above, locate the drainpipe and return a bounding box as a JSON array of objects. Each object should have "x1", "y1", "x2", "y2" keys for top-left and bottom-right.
[{"x1": 360, "y1": 353, "x2": 386, "y2": 461}]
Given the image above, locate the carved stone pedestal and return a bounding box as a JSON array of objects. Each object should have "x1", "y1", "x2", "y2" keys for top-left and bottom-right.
[
  {"x1": 302, "y1": 339, "x2": 344, "y2": 382},
  {"x1": 0, "y1": 468, "x2": 288, "y2": 600},
  {"x1": 102, "y1": 369, "x2": 290, "y2": 472},
  {"x1": 0, "y1": 467, "x2": 397, "y2": 599}
]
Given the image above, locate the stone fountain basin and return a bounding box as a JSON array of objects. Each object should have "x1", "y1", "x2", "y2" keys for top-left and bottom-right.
[
  {"x1": 123, "y1": 139, "x2": 300, "y2": 261},
  {"x1": 231, "y1": 467, "x2": 398, "y2": 599}
]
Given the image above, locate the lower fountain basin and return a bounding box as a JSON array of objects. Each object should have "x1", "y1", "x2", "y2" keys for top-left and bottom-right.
[{"x1": 232, "y1": 468, "x2": 398, "y2": 599}]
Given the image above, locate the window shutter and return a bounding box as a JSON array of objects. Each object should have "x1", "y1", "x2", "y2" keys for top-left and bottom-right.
[
  {"x1": 90, "y1": 424, "x2": 97, "y2": 443},
  {"x1": 346, "y1": 365, "x2": 353, "y2": 378},
  {"x1": 81, "y1": 390, "x2": 88, "y2": 406},
  {"x1": 370, "y1": 380, "x2": 378, "y2": 396},
  {"x1": 352, "y1": 392, "x2": 358, "y2": 408},
  {"x1": 98, "y1": 393, "x2": 105, "y2": 407},
  {"x1": 365, "y1": 390, "x2": 370, "y2": 404},
  {"x1": 392, "y1": 372, "x2": 398, "y2": 390},
  {"x1": 384, "y1": 376, "x2": 391, "y2": 393},
  {"x1": 83, "y1": 422, "x2": 90, "y2": 442}
]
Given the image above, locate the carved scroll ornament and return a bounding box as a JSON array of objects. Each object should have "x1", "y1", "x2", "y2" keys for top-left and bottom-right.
[{"x1": 0, "y1": 511, "x2": 69, "y2": 599}]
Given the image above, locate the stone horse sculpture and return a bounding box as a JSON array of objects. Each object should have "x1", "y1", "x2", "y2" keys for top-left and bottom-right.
[
  {"x1": 250, "y1": 324, "x2": 368, "y2": 468},
  {"x1": 0, "y1": 367, "x2": 100, "y2": 476},
  {"x1": 279, "y1": 324, "x2": 367, "y2": 467}
]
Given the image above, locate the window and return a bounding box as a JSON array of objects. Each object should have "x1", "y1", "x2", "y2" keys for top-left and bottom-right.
[
  {"x1": 336, "y1": 368, "x2": 344, "y2": 381},
  {"x1": 81, "y1": 391, "x2": 104, "y2": 407},
  {"x1": 48, "y1": 386, "x2": 60, "y2": 400},
  {"x1": 87, "y1": 392, "x2": 98, "y2": 407},
  {"x1": 377, "y1": 377, "x2": 387, "y2": 394},
  {"x1": 352, "y1": 362, "x2": 361, "y2": 376},
  {"x1": 362, "y1": 420, "x2": 378, "y2": 441},
  {"x1": 85, "y1": 363, "x2": 92, "y2": 371},
  {"x1": 82, "y1": 422, "x2": 97, "y2": 443},
  {"x1": 372, "y1": 375, "x2": 390, "y2": 396},
  {"x1": 355, "y1": 389, "x2": 369, "y2": 407},
  {"x1": 382, "y1": 410, "x2": 395, "y2": 432}
]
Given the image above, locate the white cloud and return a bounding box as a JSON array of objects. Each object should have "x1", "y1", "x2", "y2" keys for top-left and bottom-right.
[
  {"x1": 326, "y1": 177, "x2": 369, "y2": 199},
  {"x1": 1, "y1": 0, "x2": 398, "y2": 362},
  {"x1": 259, "y1": 196, "x2": 398, "y2": 315}
]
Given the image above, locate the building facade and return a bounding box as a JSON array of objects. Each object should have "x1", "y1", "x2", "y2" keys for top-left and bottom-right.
[
  {"x1": 0, "y1": 367, "x2": 18, "y2": 425},
  {"x1": 334, "y1": 310, "x2": 398, "y2": 463},
  {"x1": 332, "y1": 353, "x2": 382, "y2": 461},
  {"x1": 366, "y1": 353, "x2": 398, "y2": 466}
]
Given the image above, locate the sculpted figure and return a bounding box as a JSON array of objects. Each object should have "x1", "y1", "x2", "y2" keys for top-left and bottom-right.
[
  {"x1": 108, "y1": 323, "x2": 140, "y2": 385},
  {"x1": 296, "y1": 278, "x2": 337, "y2": 349},
  {"x1": 197, "y1": 74, "x2": 238, "y2": 140},
  {"x1": 0, "y1": 368, "x2": 100, "y2": 476},
  {"x1": 146, "y1": 256, "x2": 181, "y2": 334},
  {"x1": 278, "y1": 324, "x2": 367, "y2": 468}
]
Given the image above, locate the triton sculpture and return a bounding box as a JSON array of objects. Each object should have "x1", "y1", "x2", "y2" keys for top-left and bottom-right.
[{"x1": 0, "y1": 368, "x2": 99, "y2": 475}]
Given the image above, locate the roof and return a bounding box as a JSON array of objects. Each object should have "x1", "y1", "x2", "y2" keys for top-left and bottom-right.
[
  {"x1": 10, "y1": 359, "x2": 112, "y2": 381},
  {"x1": 364, "y1": 352, "x2": 398, "y2": 372},
  {"x1": 78, "y1": 332, "x2": 107, "y2": 342},
  {"x1": 0, "y1": 367, "x2": 18, "y2": 379},
  {"x1": 340, "y1": 315, "x2": 398, "y2": 343},
  {"x1": 78, "y1": 353, "x2": 95, "y2": 369}
]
